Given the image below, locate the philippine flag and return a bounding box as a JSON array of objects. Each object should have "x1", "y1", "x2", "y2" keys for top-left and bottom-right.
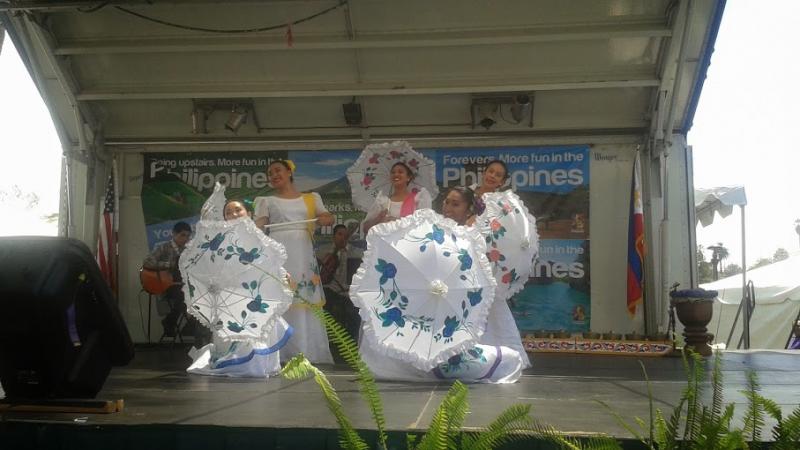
[{"x1": 627, "y1": 152, "x2": 645, "y2": 317}]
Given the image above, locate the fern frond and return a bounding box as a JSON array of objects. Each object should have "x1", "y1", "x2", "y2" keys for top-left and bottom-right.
[
  {"x1": 699, "y1": 403, "x2": 737, "y2": 450},
  {"x1": 595, "y1": 399, "x2": 648, "y2": 446},
  {"x1": 680, "y1": 350, "x2": 695, "y2": 442},
  {"x1": 576, "y1": 435, "x2": 625, "y2": 450},
  {"x1": 406, "y1": 433, "x2": 420, "y2": 450},
  {"x1": 416, "y1": 395, "x2": 451, "y2": 450},
  {"x1": 716, "y1": 404, "x2": 733, "y2": 448},
  {"x1": 720, "y1": 403, "x2": 736, "y2": 430},
  {"x1": 718, "y1": 428, "x2": 748, "y2": 449},
  {"x1": 742, "y1": 370, "x2": 766, "y2": 443},
  {"x1": 547, "y1": 433, "x2": 620, "y2": 450},
  {"x1": 280, "y1": 352, "x2": 314, "y2": 380},
  {"x1": 444, "y1": 381, "x2": 470, "y2": 435},
  {"x1": 415, "y1": 381, "x2": 471, "y2": 450},
  {"x1": 682, "y1": 350, "x2": 706, "y2": 442},
  {"x1": 710, "y1": 351, "x2": 725, "y2": 423},
  {"x1": 633, "y1": 417, "x2": 649, "y2": 437},
  {"x1": 694, "y1": 405, "x2": 714, "y2": 449},
  {"x1": 759, "y1": 396, "x2": 783, "y2": 422},
  {"x1": 653, "y1": 408, "x2": 678, "y2": 450},
  {"x1": 462, "y1": 404, "x2": 534, "y2": 450},
  {"x1": 771, "y1": 405, "x2": 800, "y2": 450},
  {"x1": 461, "y1": 402, "x2": 621, "y2": 450},
  {"x1": 279, "y1": 355, "x2": 369, "y2": 450},
  {"x1": 304, "y1": 301, "x2": 389, "y2": 449},
  {"x1": 638, "y1": 360, "x2": 656, "y2": 446}
]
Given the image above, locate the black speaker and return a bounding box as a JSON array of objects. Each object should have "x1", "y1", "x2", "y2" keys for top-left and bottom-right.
[{"x1": 0, "y1": 237, "x2": 134, "y2": 399}]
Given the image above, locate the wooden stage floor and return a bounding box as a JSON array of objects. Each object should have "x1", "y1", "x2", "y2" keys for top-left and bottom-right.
[{"x1": 1, "y1": 346, "x2": 799, "y2": 449}]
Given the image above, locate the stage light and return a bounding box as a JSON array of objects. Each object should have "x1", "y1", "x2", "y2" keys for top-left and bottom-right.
[
  {"x1": 191, "y1": 99, "x2": 260, "y2": 134},
  {"x1": 510, "y1": 94, "x2": 532, "y2": 124},
  {"x1": 191, "y1": 107, "x2": 208, "y2": 134},
  {"x1": 472, "y1": 93, "x2": 534, "y2": 129},
  {"x1": 475, "y1": 100, "x2": 498, "y2": 130},
  {"x1": 342, "y1": 98, "x2": 363, "y2": 126},
  {"x1": 225, "y1": 105, "x2": 249, "y2": 132}
]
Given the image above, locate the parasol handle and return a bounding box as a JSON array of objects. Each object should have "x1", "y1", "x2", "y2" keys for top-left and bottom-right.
[{"x1": 262, "y1": 218, "x2": 318, "y2": 230}]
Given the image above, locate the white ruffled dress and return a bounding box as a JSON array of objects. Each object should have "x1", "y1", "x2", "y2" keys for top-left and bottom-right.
[
  {"x1": 361, "y1": 188, "x2": 432, "y2": 235},
  {"x1": 356, "y1": 209, "x2": 529, "y2": 384},
  {"x1": 254, "y1": 193, "x2": 334, "y2": 364},
  {"x1": 186, "y1": 183, "x2": 295, "y2": 378},
  {"x1": 188, "y1": 318, "x2": 292, "y2": 378}
]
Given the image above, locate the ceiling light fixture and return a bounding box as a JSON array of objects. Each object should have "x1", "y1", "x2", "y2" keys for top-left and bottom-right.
[
  {"x1": 225, "y1": 104, "x2": 249, "y2": 133},
  {"x1": 190, "y1": 99, "x2": 261, "y2": 134},
  {"x1": 471, "y1": 93, "x2": 535, "y2": 130},
  {"x1": 342, "y1": 97, "x2": 363, "y2": 126},
  {"x1": 509, "y1": 94, "x2": 532, "y2": 124}
]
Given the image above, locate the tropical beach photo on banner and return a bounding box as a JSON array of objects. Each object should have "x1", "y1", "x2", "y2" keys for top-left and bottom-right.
[{"x1": 436, "y1": 145, "x2": 591, "y2": 333}]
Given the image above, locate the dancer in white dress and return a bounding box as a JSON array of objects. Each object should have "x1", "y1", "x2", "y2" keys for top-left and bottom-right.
[
  {"x1": 187, "y1": 199, "x2": 294, "y2": 378},
  {"x1": 443, "y1": 186, "x2": 531, "y2": 369},
  {"x1": 469, "y1": 159, "x2": 510, "y2": 219},
  {"x1": 361, "y1": 161, "x2": 432, "y2": 235},
  {"x1": 254, "y1": 160, "x2": 335, "y2": 364},
  {"x1": 357, "y1": 187, "x2": 529, "y2": 383}
]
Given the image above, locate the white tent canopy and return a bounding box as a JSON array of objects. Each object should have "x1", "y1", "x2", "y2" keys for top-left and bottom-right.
[
  {"x1": 703, "y1": 253, "x2": 800, "y2": 349},
  {"x1": 694, "y1": 185, "x2": 755, "y2": 345},
  {"x1": 695, "y1": 185, "x2": 747, "y2": 227}
]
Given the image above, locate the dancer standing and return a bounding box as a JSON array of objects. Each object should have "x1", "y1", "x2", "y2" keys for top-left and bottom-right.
[
  {"x1": 362, "y1": 161, "x2": 432, "y2": 234},
  {"x1": 254, "y1": 160, "x2": 335, "y2": 364}
]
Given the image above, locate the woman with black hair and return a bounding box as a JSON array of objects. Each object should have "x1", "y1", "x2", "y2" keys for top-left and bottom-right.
[
  {"x1": 361, "y1": 161, "x2": 432, "y2": 234},
  {"x1": 470, "y1": 159, "x2": 510, "y2": 215},
  {"x1": 441, "y1": 186, "x2": 476, "y2": 226},
  {"x1": 187, "y1": 198, "x2": 294, "y2": 378},
  {"x1": 357, "y1": 182, "x2": 530, "y2": 383},
  {"x1": 253, "y1": 159, "x2": 335, "y2": 364}
]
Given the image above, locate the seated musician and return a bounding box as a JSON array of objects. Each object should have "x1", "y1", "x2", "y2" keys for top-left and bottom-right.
[
  {"x1": 317, "y1": 224, "x2": 363, "y2": 348},
  {"x1": 142, "y1": 221, "x2": 194, "y2": 339}
]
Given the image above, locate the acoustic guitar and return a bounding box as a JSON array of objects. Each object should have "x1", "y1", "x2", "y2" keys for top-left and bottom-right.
[{"x1": 139, "y1": 268, "x2": 176, "y2": 295}]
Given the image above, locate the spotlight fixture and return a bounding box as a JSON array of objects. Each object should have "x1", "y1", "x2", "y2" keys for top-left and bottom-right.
[
  {"x1": 473, "y1": 100, "x2": 498, "y2": 130},
  {"x1": 225, "y1": 105, "x2": 249, "y2": 133},
  {"x1": 190, "y1": 99, "x2": 261, "y2": 134},
  {"x1": 509, "y1": 94, "x2": 532, "y2": 124},
  {"x1": 191, "y1": 107, "x2": 208, "y2": 134},
  {"x1": 470, "y1": 93, "x2": 534, "y2": 129},
  {"x1": 342, "y1": 97, "x2": 363, "y2": 126}
]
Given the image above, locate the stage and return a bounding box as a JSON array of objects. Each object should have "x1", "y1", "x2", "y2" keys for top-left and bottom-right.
[{"x1": 2, "y1": 346, "x2": 799, "y2": 449}]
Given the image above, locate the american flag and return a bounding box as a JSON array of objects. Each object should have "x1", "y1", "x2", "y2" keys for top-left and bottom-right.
[{"x1": 96, "y1": 166, "x2": 118, "y2": 293}]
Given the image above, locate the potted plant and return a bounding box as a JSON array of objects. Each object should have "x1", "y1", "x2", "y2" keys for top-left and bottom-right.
[
  {"x1": 624, "y1": 332, "x2": 645, "y2": 341},
  {"x1": 601, "y1": 331, "x2": 621, "y2": 340},
  {"x1": 669, "y1": 286, "x2": 718, "y2": 356},
  {"x1": 582, "y1": 331, "x2": 600, "y2": 339}
]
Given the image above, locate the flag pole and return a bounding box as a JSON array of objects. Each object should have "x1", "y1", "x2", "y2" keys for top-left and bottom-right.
[{"x1": 112, "y1": 158, "x2": 119, "y2": 297}]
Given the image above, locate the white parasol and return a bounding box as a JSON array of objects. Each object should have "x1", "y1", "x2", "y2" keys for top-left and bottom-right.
[
  {"x1": 475, "y1": 190, "x2": 539, "y2": 301},
  {"x1": 350, "y1": 209, "x2": 496, "y2": 371},
  {"x1": 180, "y1": 186, "x2": 294, "y2": 343},
  {"x1": 346, "y1": 140, "x2": 438, "y2": 212}
]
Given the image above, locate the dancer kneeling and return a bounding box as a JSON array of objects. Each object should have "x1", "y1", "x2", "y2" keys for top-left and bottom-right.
[
  {"x1": 443, "y1": 187, "x2": 531, "y2": 370},
  {"x1": 350, "y1": 202, "x2": 529, "y2": 383},
  {"x1": 186, "y1": 197, "x2": 294, "y2": 378}
]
